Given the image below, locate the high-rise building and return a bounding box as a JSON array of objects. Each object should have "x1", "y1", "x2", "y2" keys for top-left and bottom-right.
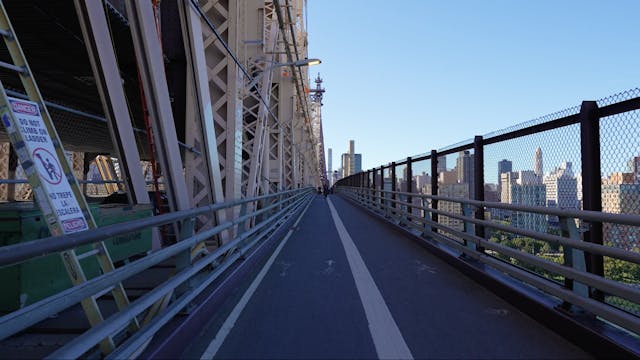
[
  {"x1": 414, "y1": 171, "x2": 430, "y2": 194},
  {"x1": 534, "y1": 147, "x2": 543, "y2": 178},
  {"x1": 437, "y1": 156, "x2": 447, "y2": 174},
  {"x1": 501, "y1": 170, "x2": 547, "y2": 232},
  {"x1": 340, "y1": 140, "x2": 362, "y2": 177},
  {"x1": 340, "y1": 153, "x2": 349, "y2": 178},
  {"x1": 438, "y1": 183, "x2": 469, "y2": 231},
  {"x1": 510, "y1": 184, "x2": 547, "y2": 233},
  {"x1": 497, "y1": 159, "x2": 512, "y2": 201},
  {"x1": 602, "y1": 171, "x2": 640, "y2": 251},
  {"x1": 456, "y1": 150, "x2": 474, "y2": 198},
  {"x1": 348, "y1": 140, "x2": 355, "y2": 175},
  {"x1": 543, "y1": 162, "x2": 578, "y2": 209},
  {"x1": 354, "y1": 153, "x2": 362, "y2": 173}
]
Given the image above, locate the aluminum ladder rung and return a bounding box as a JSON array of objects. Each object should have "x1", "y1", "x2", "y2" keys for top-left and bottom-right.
[
  {"x1": 0, "y1": 59, "x2": 25, "y2": 74},
  {"x1": 77, "y1": 248, "x2": 102, "y2": 261}
]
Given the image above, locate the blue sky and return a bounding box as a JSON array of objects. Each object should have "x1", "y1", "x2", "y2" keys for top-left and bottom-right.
[{"x1": 306, "y1": 0, "x2": 640, "y2": 172}]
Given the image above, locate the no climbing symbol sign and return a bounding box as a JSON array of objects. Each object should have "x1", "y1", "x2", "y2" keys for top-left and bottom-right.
[{"x1": 33, "y1": 147, "x2": 62, "y2": 185}]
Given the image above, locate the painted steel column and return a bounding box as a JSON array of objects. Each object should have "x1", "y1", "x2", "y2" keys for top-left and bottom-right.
[
  {"x1": 125, "y1": 1, "x2": 191, "y2": 213},
  {"x1": 240, "y1": 1, "x2": 280, "y2": 198},
  {"x1": 279, "y1": 79, "x2": 295, "y2": 190},
  {"x1": 73, "y1": 0, "x2": 150, "y2": 206},
  {"x1": 195, "y1": 0, "x2": 243, "y2": 203},
  {"x1": 579, "y1": 100, "x2": 604, "y2": 295},
  {"x1": 179, "y1": 2, "x2": 228, "y2": 241}
]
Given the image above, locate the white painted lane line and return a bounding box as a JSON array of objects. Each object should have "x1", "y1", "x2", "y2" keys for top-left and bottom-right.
[
  {"x1": 327, "y1": 198, "x2": 414, "y2": 360},
  {"x1": 200, "y1": 197, "x2": 315, "y2": 360}
]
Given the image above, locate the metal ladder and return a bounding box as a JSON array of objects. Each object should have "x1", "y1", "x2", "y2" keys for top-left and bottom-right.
[{"x1": 0, "y1": 2, "x2": 138, "y2": 354}]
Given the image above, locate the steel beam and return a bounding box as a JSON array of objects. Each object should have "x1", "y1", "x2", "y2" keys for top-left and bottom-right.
[
  {"x1": 73, "y1": 0, "x2": 150, "y2": 206},
  {"x1": 125, "y1": 1, "x2": 191, "y2": 214},
  {"x1": 179, "y1": 1, "x2": 228, "y2": 241}
]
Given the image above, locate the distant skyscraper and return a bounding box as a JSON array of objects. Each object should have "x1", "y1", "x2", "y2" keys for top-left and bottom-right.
[
  {"x1": 534, "y1": 147, "x2": 543, "y2": 178},
  {"x1": 543, "y1": 162, "x2": 578, "y2": 209},
  {"x1": 501, "y1": 170, "x2": 547, "y2": 232},
  {"x1": 354, "y1": 153, "x2": 362, "y2": 173},
  {"x1": 437, "y1": 156, "x2": 447, "y2": 174},
  {"x1": 340, "y1": 153, "x2": 349, "y2": 178},
  {"x1": 497, "y1": 159, "x2": 512, "y2": 201},
  {"x1": 455, "y1": 151, "x2": 474, "y2": 198},
  {"x1": 348, "y1": 140, "x2": 355, "y2": 175},
  {"x1": 602, "y1": 170, "x2": 640, "y2": 251},
  {"x1": 340, "y1": 140, "x2": 362, "y2": 177}
]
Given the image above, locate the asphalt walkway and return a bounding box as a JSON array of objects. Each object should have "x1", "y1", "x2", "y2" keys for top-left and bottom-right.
[{"x1": 193, "y1": 194, "x2": 590, "y2": 359}]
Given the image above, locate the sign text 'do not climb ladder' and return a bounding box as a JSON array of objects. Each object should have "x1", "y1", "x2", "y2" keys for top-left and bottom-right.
[{"x1": 0, "y1": 2, "x2": 137, "y2": 354}]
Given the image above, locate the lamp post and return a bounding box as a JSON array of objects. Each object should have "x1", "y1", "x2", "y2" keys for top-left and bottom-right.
[{"x1": 246, "y1": 58, "x2": 321, "y2": 90}]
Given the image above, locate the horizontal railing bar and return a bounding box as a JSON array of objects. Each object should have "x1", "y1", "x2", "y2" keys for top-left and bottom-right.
[
  {"x1": 0, "y1": 188, "x2": 310, "y2": 268},
  {"x1": 483, "y1": 113, "x2": 580, "y2": 145},
  {"x1": 361, "y1": 186, "x2": 640, "y2": 228},
  {"x1": 0, "y1": 190, "x2": 311, "y2": 341},
  {"x1": 416, "y1": 215, "x2": 640, "y2": 305},
  {"x1": 105, "y1": 194, "x2": 313, "y2": 359},
  {"x1": 427, "y1": 228, "x2": 640, "y2": 336},
  {"x1": 435, "y1": 142, "x2": 474, "y2": 157},
  {"x1": 598, "y1": 97, "x2": 640, "y2": 118},
  {"x1": 379, "y1": 192, "x2": 640, "y2": 265},
  {"x1": 46, "y1": 193, "x2": 312, "y2": 359},
  {"x1": 344, "y1": 190, "x2": 640, "y2": 332}
]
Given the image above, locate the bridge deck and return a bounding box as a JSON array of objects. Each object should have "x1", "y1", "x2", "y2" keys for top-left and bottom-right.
[{"x1": 186, "y1": 194, "x2": 591, "y2": 359}]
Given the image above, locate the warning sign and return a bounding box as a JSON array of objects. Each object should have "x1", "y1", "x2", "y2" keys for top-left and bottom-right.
[{"x1": 5, "y1": 97, "x2": 88, "y2": 234}]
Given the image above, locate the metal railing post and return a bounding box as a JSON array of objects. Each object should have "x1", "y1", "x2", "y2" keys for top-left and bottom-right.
[
  {"x1": 559, "y1": 216, "x2": 589, "y2": 311},
  {"x1": 579, "y1": 100, "x2": 604, "y2": 300},
  {"x1": 380, "y1": 165, "x2": 385, "y2": 211},
  {"x1": 406, "y1": 157, "x2": 413, "y2": 217},
  {"x1": 462, "y1": 203, "x2": 476, "y2": 251},
  {"x1": 474, "y1": 135, "x2": 486, "y2": 252},
  {"x1": 391, "y1": 162, "x2": 397, "y2": 215},
  {"x1": 430, "y1": 150, "x2": 439, "y2": 233}
]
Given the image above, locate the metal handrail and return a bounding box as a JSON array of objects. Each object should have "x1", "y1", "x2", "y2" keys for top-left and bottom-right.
[
  {"x1": 0, "y1": 187, "x2": 306, "y2": 268},
  {"x1": 338, "y1": 186, "x2": 640, "y2": 336},
  {"x1": 371, "y1": 187, "x2": 640, "y2": 227},
  {"x1": 0, "y1": 187, "x2": 314, "y2": 357},
  {"x1": 357, "y1": 188, "x2": 640, "y2": 264}
]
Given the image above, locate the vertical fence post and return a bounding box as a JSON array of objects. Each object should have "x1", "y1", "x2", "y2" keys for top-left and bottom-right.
[
  {"x1": 391, "y1": 162, "x2": 397, "y2": 214},
  {"x1": 380, "y1": 165, "x2": 385, "y2": 211},
  {"x1": 474, "y1": 136, "x2": 486, "y2": 252},
  {"x1": 579, "y1": 100, "x2": 604, "y2": 301},
  {"x1": 406, "y1": 157, "x2": 413, "y2": 217},
  {"x1": 430, "y1": 150, "x2": 439, "y2": 232},
  {"x1": 370, "y1": 168, "x2": 377, "y2": 209}
]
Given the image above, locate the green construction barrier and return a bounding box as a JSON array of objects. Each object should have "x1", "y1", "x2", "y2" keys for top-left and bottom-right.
[{"x1": 0, "y1": 202, "x2": 153, "y2": 312}]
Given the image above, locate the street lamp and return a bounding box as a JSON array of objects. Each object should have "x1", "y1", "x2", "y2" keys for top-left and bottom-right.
[{"x1": 247, "y1": 58, "x2": 321, "y2": 90}]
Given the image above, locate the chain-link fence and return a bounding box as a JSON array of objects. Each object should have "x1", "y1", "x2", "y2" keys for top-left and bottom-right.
[
  {"x1": 338, "y1": 87, "x2": 640, "y2": 320},
  {"x1": 598, "y1": 89, "x2": 640, "y2": 316}
]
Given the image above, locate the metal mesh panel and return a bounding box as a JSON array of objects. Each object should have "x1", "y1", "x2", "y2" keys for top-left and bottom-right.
[
  {"x1": 597, "y1": 88, "x2": 640, "y2": 108},
  {"x1": 436, "y1": 150, "x2": 473, "y2": 243},
  {"x1": 395, "y1": 163, "x2": 407, "y2": 192},
  {"x1": 599, "y1": 108, "x2": 640, "y2": 315},
  {"x1": 483, "y1": 106, "x2": 580, "y2": 141},
  {"x1": 412, "y1": 159, "x2": 431, "y2": 222},
  {"x1": 437, "y1": 139, "x2": 473, "y2": 153},
  {"x1": 412, "y1": 159, "x2": 431, "y2": 195},
  {"x1": 483, "y1": 123, "x2": 582, "y2": 283}
]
